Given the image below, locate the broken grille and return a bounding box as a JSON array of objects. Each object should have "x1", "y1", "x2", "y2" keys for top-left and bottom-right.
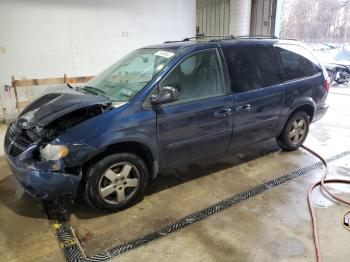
[{"x1": 5, "y1": 123, "x2": 40, "y2": 157}]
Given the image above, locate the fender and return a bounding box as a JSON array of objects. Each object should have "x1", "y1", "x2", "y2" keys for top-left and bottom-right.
[
  {"x1": 92, "y1": 132, "x2": 158, "y2": 163},
  {"x1": 52, "y1": 103, "x2": 159, "y2": 172},
  {"x1": 276, "y1": 97, "x2": 316, "y2": 135},
  {"x1": 57, "y1": 130, "x2": 159, "y2": 168}
]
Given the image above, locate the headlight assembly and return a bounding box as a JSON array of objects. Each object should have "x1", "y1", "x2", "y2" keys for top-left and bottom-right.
[{"x1": 40, "y1": 144, "x2": 69, "y2": 160}]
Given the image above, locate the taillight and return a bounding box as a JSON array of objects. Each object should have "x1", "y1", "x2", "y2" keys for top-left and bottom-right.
[{"x1": 324, "y1": 79, "x2": 330, "y2": 92}]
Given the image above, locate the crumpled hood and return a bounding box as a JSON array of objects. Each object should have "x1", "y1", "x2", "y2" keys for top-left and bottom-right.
[{"x1": 18, "y1": 86, "x2": 112, "y2": 129}]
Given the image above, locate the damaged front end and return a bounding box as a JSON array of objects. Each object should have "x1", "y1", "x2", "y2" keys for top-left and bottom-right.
[{"x1": 4, "y1": 91, "x2": 115, "y2": 200}]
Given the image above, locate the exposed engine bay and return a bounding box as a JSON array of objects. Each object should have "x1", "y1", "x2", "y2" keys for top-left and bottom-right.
[{"x1": 4, "y1": 90, "x2": 116, "y2": 160}]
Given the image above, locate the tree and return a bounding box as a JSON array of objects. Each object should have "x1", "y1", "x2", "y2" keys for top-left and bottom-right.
[{"x1": 280, "y1": 0, "x2": 350, "y2": 42}]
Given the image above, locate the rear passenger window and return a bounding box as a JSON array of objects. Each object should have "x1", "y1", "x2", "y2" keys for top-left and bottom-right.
[
  {"x1": 222, "y1": 45, "x2": 281, "y2": 93},
  {"x1": 253, "y1": 46, "x2": 281, "y2": 88},
  {"x1": 275, "y1": 44, "x2": 321, "y2": 81}
]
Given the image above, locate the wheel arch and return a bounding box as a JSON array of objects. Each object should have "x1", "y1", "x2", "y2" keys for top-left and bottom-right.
[
  {"x1": 279, "y1": 102, "x2": 315, "y2": 138},
  {"x1": 82, "y1": 141, "x2": 158, "y2": 181},
  {"x1": 288, "y1": 97, "x2": 316, "y2": 122},
  {"x1": 291, "y1": 103, "x2": 315, "y2": 122}
]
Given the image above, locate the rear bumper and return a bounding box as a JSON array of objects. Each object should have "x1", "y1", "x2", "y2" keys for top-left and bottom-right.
[
  {"x1": 312, "y1": 103, "x2": 329, "y2": 123},
  {"x1": 5, "y1": 153, "x2": 81, "y2": 200}
]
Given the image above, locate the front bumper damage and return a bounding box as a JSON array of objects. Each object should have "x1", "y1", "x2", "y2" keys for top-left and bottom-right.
[
  {"x1": 5, "y1": 147, "x2": 81, "y2": 200},
  {"x1": 2, "y1": 90, "x2": 114, "y2": 201}
]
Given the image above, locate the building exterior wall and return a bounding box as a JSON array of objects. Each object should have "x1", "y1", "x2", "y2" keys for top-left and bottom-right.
[{"x1": 0, "y1": 0, "x2": 196, "y2": 120}]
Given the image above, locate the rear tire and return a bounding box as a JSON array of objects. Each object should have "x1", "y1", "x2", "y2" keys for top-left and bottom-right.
[
  {"x1": 277, "y1": 111, "x2": 310, "y2": 151},
  {"x1": 84, "y1": 153, "x2": 148, "y2": 211}
]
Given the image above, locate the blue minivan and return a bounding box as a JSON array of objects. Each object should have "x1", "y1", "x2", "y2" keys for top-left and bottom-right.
[{"x1": 4, "y1": 37, "x2": 329, "y2": 211}]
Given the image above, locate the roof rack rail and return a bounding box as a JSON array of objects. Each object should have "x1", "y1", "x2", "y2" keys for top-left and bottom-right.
[
  {"x1": 195, "y1": 35, "x2": 236, "y2": 40},
  {"x1": 236, "y1": 35, "x2": 279, "y2": 39},
  {"x1": 163, "y1": 40, "x2": 187, "y2": 43},
  {"x1": 207, "y1": 35, "x2": 237, "y2": 42},
  {"x1": 164, "y1": 34, "x2": 236, "y2": 43},
  {"x1": 163, "y1": 34, "x2": 282, "y2": 44},
  {"x1": 163, "y1": 35, "x2": 203, "y2": 43}
]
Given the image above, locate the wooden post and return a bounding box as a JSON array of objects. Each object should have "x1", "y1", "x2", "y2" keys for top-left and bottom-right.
[
  {"x1": 0, "y1": 93, "x2": 5, "y2": 123},
  {"x1": 11, "y1": 75, "x2": 20, "y2": 115}
]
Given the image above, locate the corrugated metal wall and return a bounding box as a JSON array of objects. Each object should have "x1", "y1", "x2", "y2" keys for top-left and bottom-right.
[
  {"x1": 196, "y1": 0, "x2": 230, "y2": 36},
  {"x1": 250, "y1": 0, "x2": 277, "y2": 36},
  {"x1": 196, "y1": 0, "x2": 277, "y2": 37}
]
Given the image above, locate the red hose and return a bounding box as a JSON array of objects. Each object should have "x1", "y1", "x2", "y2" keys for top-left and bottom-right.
[{"x1": 302, "y1": 145, "x2": 350, "y2": 262}]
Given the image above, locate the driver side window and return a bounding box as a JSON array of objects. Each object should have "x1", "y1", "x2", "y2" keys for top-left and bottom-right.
[{"x1": 159, "y1": 49, "x2": 225, "y2": 103}]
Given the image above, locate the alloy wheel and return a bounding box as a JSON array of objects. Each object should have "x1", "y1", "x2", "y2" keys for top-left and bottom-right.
[
  {"x1": 289, "y1": 118, "x2": 306, "y2": 145},
  {"x1": 98, "y1": 162, "x2": 140, "y2": 205}
]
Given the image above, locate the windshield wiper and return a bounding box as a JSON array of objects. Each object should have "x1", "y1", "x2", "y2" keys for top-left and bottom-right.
[
  {"x1": 79, "y1": 86, "x2": 116, "y2": 101},
  {"x1": 81, "y1": 85, "x2": 107, "y2": 95},
  {"x1": 67, "y1": 82, "x2": 75, "y2": 89}
]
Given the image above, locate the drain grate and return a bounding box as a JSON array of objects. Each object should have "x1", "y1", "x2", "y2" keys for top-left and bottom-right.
[
  {"x1": 343, "y1": 211, "x2": 350, "y2": 231},
  {"x1": 46, "y1": 151, "x2": 350, "y2": 262},
  {"x1": 53, "y1": 222, "x2": 85, "y2": 261},
  {"x1": 44, "y1": 201, "x2": 86, "y2": 261}
]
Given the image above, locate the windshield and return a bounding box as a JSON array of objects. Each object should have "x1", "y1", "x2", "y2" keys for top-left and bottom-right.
[{"x1": 85, "y1": 48, "x2": 176, "y2": 101}]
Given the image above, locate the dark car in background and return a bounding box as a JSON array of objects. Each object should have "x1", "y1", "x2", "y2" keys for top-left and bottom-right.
[
  {"x1": 324, "y1": 49, "x2": 350, "y2": 84},
  {"x1": 4, "y1": 37, "x2": 329, "y2": 211}
]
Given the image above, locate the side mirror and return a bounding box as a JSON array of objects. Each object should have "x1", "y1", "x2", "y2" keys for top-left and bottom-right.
[{"x1": 150, "y1": 86, "x2": 179, "y2": 106}]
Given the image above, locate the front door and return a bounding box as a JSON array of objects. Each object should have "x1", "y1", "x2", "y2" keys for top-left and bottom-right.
[{"x1": 155, "y1": 48, "x2": 233, "y2": 166}]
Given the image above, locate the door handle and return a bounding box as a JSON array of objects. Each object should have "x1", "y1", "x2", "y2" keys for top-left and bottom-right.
[
  {"x1": 236, "y1": 104, "x2": 251, "y2": 113},
  {"x1": 214, "y1": 108, "x2": 232, "y2": 118}
]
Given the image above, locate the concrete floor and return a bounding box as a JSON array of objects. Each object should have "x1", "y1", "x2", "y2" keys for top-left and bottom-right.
[
  {"x1": 0, "y1": 160, "x2": 64, "y2": 261},
  {"x1": 0, "y1": 86, "x2": 349, "y2": 262}
]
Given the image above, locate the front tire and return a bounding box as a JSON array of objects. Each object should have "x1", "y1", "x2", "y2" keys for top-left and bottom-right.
[
  {"x1": 84, "y1": 153, "x2": 149, "y2": 211},
  {"x1": 277, "y1": 111, "x2": 310, "y2": 151}
]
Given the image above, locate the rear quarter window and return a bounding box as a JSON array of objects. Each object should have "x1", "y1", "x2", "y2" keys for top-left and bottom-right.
[{"x1": 274, "y1": 44, "x2": 321, "y2": 81}]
